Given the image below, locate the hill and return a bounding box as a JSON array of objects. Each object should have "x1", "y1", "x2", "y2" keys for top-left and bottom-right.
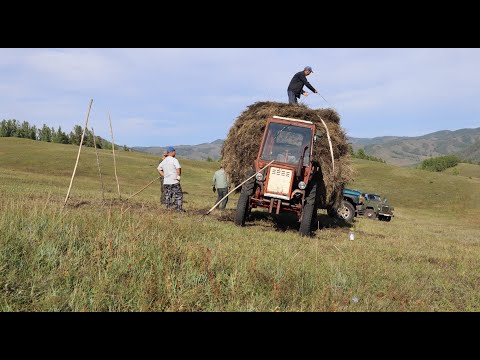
[
  {"x1": 348, "y1": 127, "x2": 480, "y2": 166},
  {"x1": 132, "y1": 127, "x2": 480, "y2": 167},
  {"x1": 133, "y1": 139, "x2": 224, "y2": 160},
  {"x1": 1, "y1": 137, "x2": 480, "y2": 311},
  {"x1": 456, "y1": 138, "x2": 480, "y2": 164},
  {"x1": 444, "y1": 162, "x2": 480, "y2": 178}
]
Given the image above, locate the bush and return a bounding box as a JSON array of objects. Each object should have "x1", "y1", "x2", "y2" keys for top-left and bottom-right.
[{"x1": 420, "y1": 155, "x2": 460, "y2": 172}]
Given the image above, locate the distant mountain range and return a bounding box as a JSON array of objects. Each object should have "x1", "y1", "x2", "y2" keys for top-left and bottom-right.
[
  {"x1": 132, "y1": 127, "x2": 480, "y2": 166},
  {"x1": 132, "y1": 139, "x2": 224, "y2": 161},
  {"x1": 348, "y1": 127, "x2": 480, "y2": 166}
]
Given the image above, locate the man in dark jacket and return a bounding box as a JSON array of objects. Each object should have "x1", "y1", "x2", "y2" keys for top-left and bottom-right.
[{"x1": 287, "y1": 66, "x2": 318, "y2": 104}]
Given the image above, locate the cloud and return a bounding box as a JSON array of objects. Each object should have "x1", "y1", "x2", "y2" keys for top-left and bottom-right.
[{"x1": 1, "y1": 48, "x2": 480, "y2": 146}]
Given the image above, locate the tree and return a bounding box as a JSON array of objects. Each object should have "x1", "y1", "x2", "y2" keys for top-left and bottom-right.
[
  {"x1": 56, "y1": 126, "x2": 69, "y2": 144},
  {"x1": 69, "y1": 125, "x2": 84, "y2": 145},
  {"x1": 38, "y1": 124, "x2": 52, "y2": 142},
  {"x1": 348, "y1": 144, "x2": 355, "y2": 156}
]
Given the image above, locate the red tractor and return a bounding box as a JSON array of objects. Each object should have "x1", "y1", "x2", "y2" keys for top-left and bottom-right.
[{"x1": 234, "y1": 116, "x2": 322, "y2": 236}]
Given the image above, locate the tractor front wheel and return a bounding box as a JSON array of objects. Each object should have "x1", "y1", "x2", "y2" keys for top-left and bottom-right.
[{"x1": 299, "y1": 180, "x2": 318, "y2": 237}]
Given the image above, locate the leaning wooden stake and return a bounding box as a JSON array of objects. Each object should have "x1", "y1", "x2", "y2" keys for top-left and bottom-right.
[
  {"x1": 205, "y1": 160, "x2": 275, "y2": 215},
  {"x1": 317, "y1": 115, "x2": 335, "y2": 173},
  {"x1": 124, "y1": 176, "x2": 161, "y2": 202},
  {"x1": 91, "y1": 127, "x2": 105, "y2": 202},
  {"x1": 109, "y1": 113, "x2": 121, "y2": 200},
  {"x1": 64, "y1": 99, "x2": 93, "y2": 207}
]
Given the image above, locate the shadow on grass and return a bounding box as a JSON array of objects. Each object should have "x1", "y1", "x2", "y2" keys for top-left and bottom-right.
[{"x1": 212, "y1": 208, "x2": 354, "y2": 234}]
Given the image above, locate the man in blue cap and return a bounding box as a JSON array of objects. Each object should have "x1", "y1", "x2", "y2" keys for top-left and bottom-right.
[
  {"x1": 157, "y1": 146, "x2": 184, "y2": 212},
  {"x1": 287, "y1": 66, "x2": 318, "y2": 105}
]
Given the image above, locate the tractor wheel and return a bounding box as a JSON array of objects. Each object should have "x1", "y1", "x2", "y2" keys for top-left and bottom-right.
[
  {"x1": 364, "y1": 209, "x2": 376, "y2": 220},
  {"x1": 337, "y1": 200, "x2": 355, "y2": 223},
  {"x1": 234, "y1": 171, "x2": 255, "y2": 227},
  {"x1": 299, "y1": 180, "x2": 318, "y2": 237},
  {"x1": 234, "y1": 193, "x2": 250, "y2": 226},
  {"x1": 384, "y1": 216, "x2": 392, "y2": 222}
]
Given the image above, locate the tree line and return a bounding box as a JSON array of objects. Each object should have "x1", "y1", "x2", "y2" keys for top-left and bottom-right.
[
  {"x1": 348, "y1": 144, "x2": 386, "y2": 163},
  {"x1": 0, "y1": 119, "x2": 130, "y2": 151}
]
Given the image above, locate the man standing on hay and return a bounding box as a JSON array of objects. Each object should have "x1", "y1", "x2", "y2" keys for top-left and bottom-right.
[
  {"x1": 157, "y1": 147, "x2": 185, "y2": 212},
  {"x1": 287, "y1": 66, "x2": 318, "y2": 105}
]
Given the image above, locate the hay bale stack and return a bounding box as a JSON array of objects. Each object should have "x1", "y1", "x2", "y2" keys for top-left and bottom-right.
[{"x1": 221, "y1": 101, "x2": 354, "y2": 209}]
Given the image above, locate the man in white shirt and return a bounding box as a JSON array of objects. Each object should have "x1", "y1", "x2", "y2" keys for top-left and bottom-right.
[{"x1": 157, "y1": 147, "x2": 184, "y2": 212}]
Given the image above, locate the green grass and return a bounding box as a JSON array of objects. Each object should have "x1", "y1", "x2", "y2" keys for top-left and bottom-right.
[
  {"x1": 444, "y1": 162, "x2": 480, "y2": 179},
  {"x1": 1, "y1": 137, "x2": 480, "y2": 311}
]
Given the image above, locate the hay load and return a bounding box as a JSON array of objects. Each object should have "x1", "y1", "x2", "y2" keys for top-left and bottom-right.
[{"x1": 221, "y1": 101, "x2": 354, "y2": 209}]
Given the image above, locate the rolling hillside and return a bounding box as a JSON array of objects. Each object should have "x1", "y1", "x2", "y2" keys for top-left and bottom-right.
[
  {"x1": 456, "y1": 138, "x2": 480, "y2": 164},
  {"x1": 132, "y1": 127, "x2": 480, "y2": 167},
  {"x1": 133, "y1": 139, "x2": 224, "y2": 160},
  {"x1": 348, "y1": 127, "x2": 480, "y2": 166}
]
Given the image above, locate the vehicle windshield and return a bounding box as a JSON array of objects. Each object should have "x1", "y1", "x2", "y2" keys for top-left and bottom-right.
[
  {"x1": 365, "y1": 194, "x2": 382, "y2": 201},
  {"x1": 260, "y1": 123, "x2": 312, "y2": 165}
]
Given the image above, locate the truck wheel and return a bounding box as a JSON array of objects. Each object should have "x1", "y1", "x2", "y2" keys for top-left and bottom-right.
[
  {"x1": 299, "y1": 180, "x2": 318, "y2": 237},
  {"x1": 234, "y1": 171, "x2": 255, "y2": 227},
  {"x1": 364, "y1": 209, "x2": 376, "y2": 220},
  {"x1": 337, "y1": 200, "x2": 355, "y2": 223}
]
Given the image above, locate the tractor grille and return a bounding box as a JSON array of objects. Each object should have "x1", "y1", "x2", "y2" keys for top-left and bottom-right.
[
  {"x1": 265, "y1": 167, "x2": 292, "y2": 199},
  {"x1": 382, "y1": 206, "x2": 390, "y2": 213}
]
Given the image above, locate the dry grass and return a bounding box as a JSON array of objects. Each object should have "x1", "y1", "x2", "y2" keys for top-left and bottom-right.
[{"x1": 1, "y1": 138, "x2": 480, "y2": 311}]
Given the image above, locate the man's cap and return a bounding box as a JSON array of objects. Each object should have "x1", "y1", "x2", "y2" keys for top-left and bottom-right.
[
  {"x1": 304, "y1": 66, "x2": 313, "y2": 72},
  {"x1": 167, "y1": 146, "x2": 175, "y2": 152}
]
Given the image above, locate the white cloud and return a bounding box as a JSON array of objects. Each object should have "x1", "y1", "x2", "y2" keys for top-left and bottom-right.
[{"x1": 1, "y1": 48, "x2": 480, "y2": 145}]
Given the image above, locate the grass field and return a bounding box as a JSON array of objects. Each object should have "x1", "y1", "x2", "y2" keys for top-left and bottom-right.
[
  {"x1": 444, "y1": 163, "x2": 480, "y2": 179},
  {"x1": 1, "y1": 137, "x2": 480, "y2": 311}
]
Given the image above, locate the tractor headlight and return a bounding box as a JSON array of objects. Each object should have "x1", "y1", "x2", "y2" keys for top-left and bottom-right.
[
  {"x1": 298, "y1": 181, "x2": 306, "y2": 190},
  {"x1": 255, "y1": 172, "x2": 264, "y2": 181}
]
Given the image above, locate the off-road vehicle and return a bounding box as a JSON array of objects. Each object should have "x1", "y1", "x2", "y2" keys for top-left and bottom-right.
[
  {"x1": 361, "y1": 193, "x2": 394, "y2": 221},
  {"x1": 234, "y1": 116, "x2": 322, "y2": 236}
]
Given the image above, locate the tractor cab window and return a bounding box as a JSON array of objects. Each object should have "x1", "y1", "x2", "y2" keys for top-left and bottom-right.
[{"x1": 260, "y1": 123, "x2": 312, "y2": 165}]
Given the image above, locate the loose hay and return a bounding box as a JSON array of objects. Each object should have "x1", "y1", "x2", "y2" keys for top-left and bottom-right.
[{"x1": 221, "y1": 101, "x2": 354, "y2": 209}]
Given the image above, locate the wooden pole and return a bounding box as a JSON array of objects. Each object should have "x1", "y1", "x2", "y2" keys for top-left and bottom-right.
[
  {"x1": 91, "y1": 127, "x2": 105, "y2": 202},
  {"x1": 205, "y1": 160, "x2": 275, "y2": 215},
  {"x1": 124, "y1": 176, "x2": 161, "y2": 202},
  {"x1": 109, "y1": 113, "x2": 121, "y2": 200},
  {"x1": 317, "y1": 115, "x2": 335, "y2": 173},
  {"x1": 64, "y1": 99, "x2": 93, "y2": 207}
]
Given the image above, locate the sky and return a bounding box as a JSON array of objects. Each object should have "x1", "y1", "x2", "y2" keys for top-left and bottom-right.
[{"x1": 1, "y1": 48, "x2": 479, "y2": 147}]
